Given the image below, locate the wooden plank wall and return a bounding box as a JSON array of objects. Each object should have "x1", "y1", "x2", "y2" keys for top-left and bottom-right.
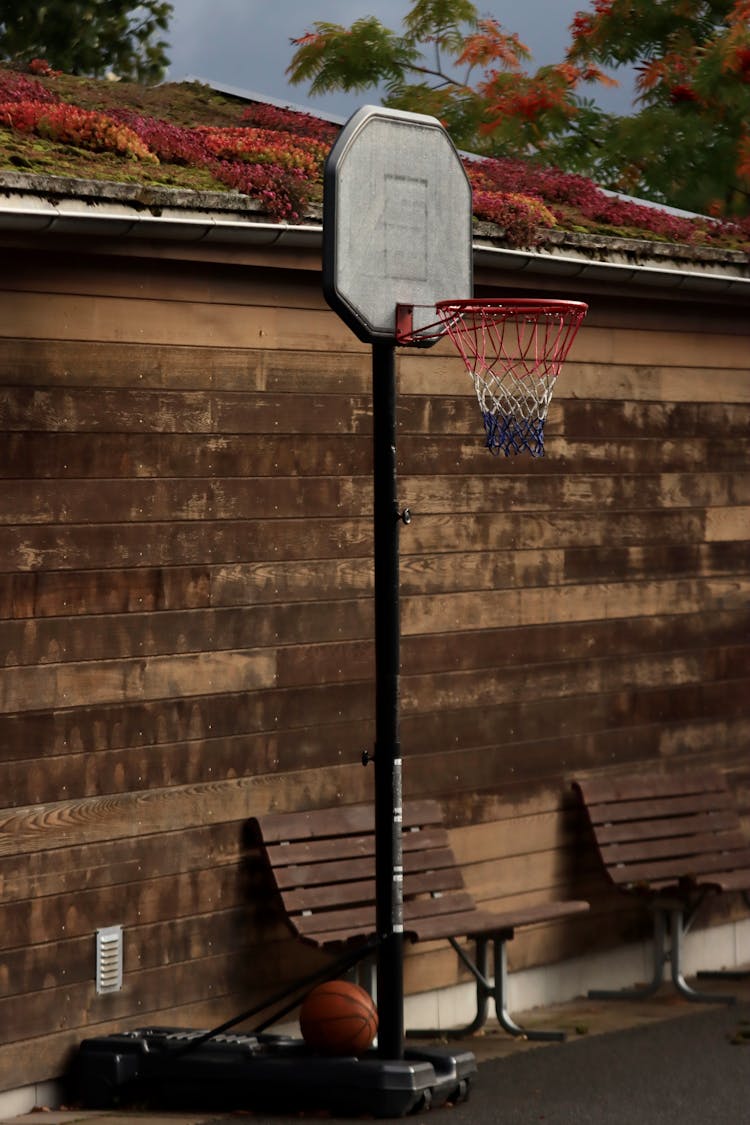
[
  {"x1": 399, "y1": 274, "x2": 750, "y2": 993},
  {"x1": 0, "y1": 238, "x2": 749, "y2": 1089}
]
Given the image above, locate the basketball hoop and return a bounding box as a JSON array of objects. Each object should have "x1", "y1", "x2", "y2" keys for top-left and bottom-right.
[{"x1": 396, "y1": 299, "x2": 588, "y2": 456}]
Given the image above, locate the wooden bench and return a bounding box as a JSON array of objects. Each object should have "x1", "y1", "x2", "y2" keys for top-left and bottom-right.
[
  {"x1": 248, "y1": 799, "x2": 589, "y2": 1042},
  {"x1": 573, "y1": 767, "x2": 750, "y2": 1004}
]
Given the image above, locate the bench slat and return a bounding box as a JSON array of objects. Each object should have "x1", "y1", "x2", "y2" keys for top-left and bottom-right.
[
  {"x1": 408, "y1": 899, "x2": 590, "y2": 943},
  {"x1": 575, "y1": 768, "x2": 750, "y2": 895},
  {"x1": 599, "y1": 829, "x2": 748, "y2": 866},
  {"x1": 582, "y1": 792, "x2": 734, "y2": 825},
  {"x1": 272, "y1": 846, "x2": 460, "y2": 890},
  {"x1": 715, "y1": 869, "x2": 750, "y2": 893},
  {"x1": 261, "y1": 825, "x2": 449, "y2": 868},
  {"x1": 306, "y1": 898, "x2": 591, "y2": 948},
  {"x1": 282, "y1": 878, "x2": 374, "y2": 915},
  {"x1": 254, "y1": 799, "x2": 442, "y2": 844},
  {"x1": 573, "y1": 769, "x2": 725, "y2": 805},
  {"x1": 281, "y1": 867, "x2": 465, "y2": 913},
  {"x1": 294, "y1": 889, "x2": 479, "y2": 940},
  {"x1": 594, "y1": 809, "x2": 738, "y2": 844},
  {"x1": 295, "y1": 905, "x2": 373, "y2": 939},
  {"x1": 607, "y1": 848, "x2": 750, "y2": 888},
  {"x1": 273, "y1": 858, "x2": 368, "y2": 889},
  {"x1": 297, "y1": 907, "x2": 375, "y2": 941}
]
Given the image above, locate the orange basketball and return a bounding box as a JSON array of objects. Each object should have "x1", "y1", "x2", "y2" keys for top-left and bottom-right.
[{"x1": 299, "y1": 980, "x2": 378, "y2": 1055}]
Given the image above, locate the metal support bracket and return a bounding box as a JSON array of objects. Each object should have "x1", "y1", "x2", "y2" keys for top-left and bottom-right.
[
  {"x1": 407, "y1": 934, "x2": 568, "y2": 1042},
  {"x1": 588, "y1": 905, "x2": 736, "y2": 1005}
]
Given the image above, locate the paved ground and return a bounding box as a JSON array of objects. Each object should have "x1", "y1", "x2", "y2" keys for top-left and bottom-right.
[
  {"x1": 5, "y1": 975, "x2": 750, "y2": 1124},
  {"x1": 424, "y1": 1000, "x2": 750, "y2": 1124}
]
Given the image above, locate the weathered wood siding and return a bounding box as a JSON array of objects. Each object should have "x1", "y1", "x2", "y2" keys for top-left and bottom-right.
[
  {"x1": 0, "y1": 237, "x2": 748, "y2": 1089},
  {"x1": 401, "y1": 275, "x2": 750, "y2": 992}
]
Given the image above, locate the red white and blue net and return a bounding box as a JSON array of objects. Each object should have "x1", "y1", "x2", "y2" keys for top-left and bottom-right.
[{"x1": 397, "y1": 299, "x2": 588, "y2": 457}]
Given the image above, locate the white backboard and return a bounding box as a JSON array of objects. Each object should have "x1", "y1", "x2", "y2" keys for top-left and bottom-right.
[{"x1": 323, "y1": 106, "x2": 473, "y2": 344}]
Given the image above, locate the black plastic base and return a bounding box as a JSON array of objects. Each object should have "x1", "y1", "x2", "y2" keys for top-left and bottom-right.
[{"x1": 70, "y1": 1027, "x2": 476, "y2": 1118}]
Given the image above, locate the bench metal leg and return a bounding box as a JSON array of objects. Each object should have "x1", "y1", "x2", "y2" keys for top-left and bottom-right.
[
  {"x1": 588, "y1": 907, "x2": 737, "y2": 1005},
  {"x1": 588, "y1": 907, "x2": 669, "y2": 1001},
  {"x1": 449, "y1": 934, "x2": 492, "y2": 1036},
  {"x1": 355, "y1": 954, "x2": 377, "y2": 998},
  {"x1": 405, "y1": 935, "x2": 489, "y2": 1039},
  {"x1": 407, "y1": 934, "x2": 568, "y2": 1041},
  {"x1": 490, "y1": 937, "x2": 566, "y2": 1042},
  {"x1": 669, "y1": 908, "x2": 736, "y2": 1005}
]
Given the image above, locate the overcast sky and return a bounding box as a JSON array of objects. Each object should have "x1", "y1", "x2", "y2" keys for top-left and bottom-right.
[{"x1": 163, "y1": 1, "x2": 636, "y2": 119}]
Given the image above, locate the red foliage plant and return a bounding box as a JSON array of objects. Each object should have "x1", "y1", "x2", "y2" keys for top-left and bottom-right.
[
  {"x1": 0, "y1": 70, "x2": 59, "y2": 105},
  {"x1": 196, "y1": 125, "x2": 328, "y2": 176},
  {"x1": 465, "y1": 156, "x2": 724, "y2": 246},
  {"x1": 27, "y1": 59, "x2": 61, "y2": 78},
  {"x1": 0, "y1": 100, "x2": 157, "y2": 162},
  {"x1": 215, "y1": 159, "x2": 309, "y2": 221},
  {"x1": 240, "y1": 102, "x2": 340, "y2": 144},
  {"x1": 472, "y1": 190, "x2": 557, "y2": 247},
  {"x1": 110, "y1": 109, "x2": 214, "y2": 165}
]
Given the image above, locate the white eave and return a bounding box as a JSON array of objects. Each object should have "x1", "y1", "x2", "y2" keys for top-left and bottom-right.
[
  {"x1": 0, "y1": 178, "x2": 748, "y2": 297},
  {"x1": 472, "y1": 240, "x2": 750, "y2": 294},
  {"x1": 0, "y1": 203, "x2": 323, "y2": 248}
]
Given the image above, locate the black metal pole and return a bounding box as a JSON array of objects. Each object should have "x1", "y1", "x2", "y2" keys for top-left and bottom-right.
[{"x1": 371, "y1": 340, "x2": 404, "y2": 1060}]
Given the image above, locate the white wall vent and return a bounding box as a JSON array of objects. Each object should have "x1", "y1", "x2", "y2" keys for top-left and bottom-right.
[{"x1": 95, "y1": 925, "x2": 123, "y2": 994}]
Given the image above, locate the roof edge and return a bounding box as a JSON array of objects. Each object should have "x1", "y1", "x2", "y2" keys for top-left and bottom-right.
[{"x1": 0, "y1": 173, "x2": 748, "y2": 297}]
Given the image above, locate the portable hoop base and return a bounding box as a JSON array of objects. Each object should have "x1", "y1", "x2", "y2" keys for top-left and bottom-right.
[
  {"x1": 397, "y1": 299, "x2": 588, "y2": 457},
  {"x1": 71, "y1": 1028, "x2": 476, "y2": 1118}
]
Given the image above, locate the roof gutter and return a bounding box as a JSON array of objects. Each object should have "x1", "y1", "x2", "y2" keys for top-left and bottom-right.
[
  {"x1": 0, "y1": 203, "x2": 323, "y2": 248},
  {"x1": 473, "y1": 241, "x2": 750, "y2": 295},
  {"x1": 1, "y1": 198, "x2": 749, "y2": 297}
]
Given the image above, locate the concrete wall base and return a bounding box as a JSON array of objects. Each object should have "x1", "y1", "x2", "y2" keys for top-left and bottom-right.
[{"x1": 0, "y1": 1080, "x2": 63, "y2": 1121}]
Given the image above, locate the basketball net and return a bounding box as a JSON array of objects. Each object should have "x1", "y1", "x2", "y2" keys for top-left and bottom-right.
[{"x1": 397, "y1": 299, "x2": 588, "y2": 457}]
